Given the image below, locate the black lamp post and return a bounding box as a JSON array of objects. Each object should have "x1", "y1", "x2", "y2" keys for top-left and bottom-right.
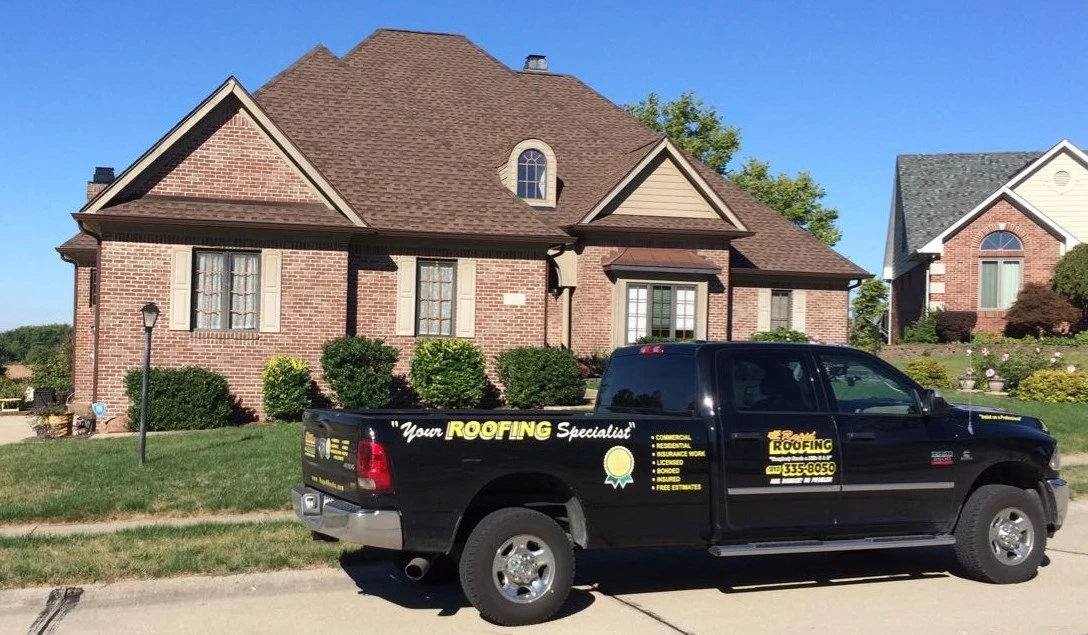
[{"x1": 138, "y1": 302, "x2": 159, "y2": 465}]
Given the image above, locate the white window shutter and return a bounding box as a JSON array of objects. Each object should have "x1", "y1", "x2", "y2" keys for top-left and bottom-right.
[
  {"x1": 456, "y1": 258, "x2": 477, "y2": 338},
  {"x1": 791, "y1": 290, "x2": 807, "y2": 332},
  {"x1": 756, "y1": 288, "x2": 771, "y2": 331},
  {"x1": 394, "y1": 255, "x2": 417, "y2": 336},
  {"x1": 259, "y1": 249, "x2": 282, "y2": 333},
  {"x1": 168, "y1": 246, "x2": 192, "y2": 331}
]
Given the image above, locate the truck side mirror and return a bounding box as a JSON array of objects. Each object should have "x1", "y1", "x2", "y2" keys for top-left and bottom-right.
[{"x1": 921, "y1": 389, "x2": 951, "y2": 418}]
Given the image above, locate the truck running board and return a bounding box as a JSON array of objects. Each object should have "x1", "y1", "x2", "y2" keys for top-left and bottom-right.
[{"x1": 708, "y1": 534, "x2": 955, "y2": 557}]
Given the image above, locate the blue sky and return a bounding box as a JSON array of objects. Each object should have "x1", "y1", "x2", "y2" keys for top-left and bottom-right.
[{"x1": 1, "y1": 0, "x2": 1084, "y2": 331}]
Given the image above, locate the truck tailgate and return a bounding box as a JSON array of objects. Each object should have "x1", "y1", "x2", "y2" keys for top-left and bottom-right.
[{"x1": 302, "y1": 410, "x2": 363, "y2": 500}]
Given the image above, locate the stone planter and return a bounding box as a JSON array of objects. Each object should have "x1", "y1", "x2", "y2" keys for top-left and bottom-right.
[
  {"x1": 959, "y1": 378, "x2": 976, "y2": 391},
  {"x1": 987, "y1": 379, "x2": 1007, "y2": 393}
]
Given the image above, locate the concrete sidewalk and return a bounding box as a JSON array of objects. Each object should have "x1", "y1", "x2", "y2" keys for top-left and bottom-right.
[
  {"x1": 0, "y1": 511, "x2": 296, "y2": 538},
  {"x1": 0, "y1": 414, "x2": 33, "y2": 445}
]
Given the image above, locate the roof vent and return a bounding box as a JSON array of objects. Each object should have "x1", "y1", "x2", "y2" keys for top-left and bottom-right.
[
  {"x1": 1054, "y1": 170, "x2": 1071, "y2": 187},
  {"x1": 524, "y1": 54, "x2": 548, "y2": 72},
  {"x1": 92, "y1": 167, "x2": 116, "y2": 184}
]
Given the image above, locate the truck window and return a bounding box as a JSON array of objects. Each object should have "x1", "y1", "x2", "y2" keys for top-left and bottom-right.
[
  {"x1": 723, "y1": 350, "x2": 818, "y2": 413},
  {"x1": 597, "y1": 354, "x2": 697, "y2": 416},
  {"x1": 818, "y1": 352, "x2": 918, "y2": 415}
]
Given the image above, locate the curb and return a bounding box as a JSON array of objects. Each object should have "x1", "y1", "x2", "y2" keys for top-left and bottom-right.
[{"x1": 0, "y1": 511, "x2": 296, "y2": 539}]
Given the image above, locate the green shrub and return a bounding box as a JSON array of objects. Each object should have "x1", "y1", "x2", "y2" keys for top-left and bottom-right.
[
  {"x1": 978, "y1": 348, "x2": 1051, "y2": 392},
  {"x1": 124, "y1": 367, "x2": 232, "y2": 431},
  {"x1": 1017, "y1": 369, "x2": 1088, "y2": 403},
  {"x1": 262, "y1": 355, "x2": 313, "y2": 421},
  {"x1": 497, "y1": 347, "x2": 586, "y2": 408},
  {"x1": 902, "y1": 311, "x2": 940, "y2": 344},
  {"x1": 0, "y1": 375, "x2": 28, "y2": 399},
  {"x1": 751, "y1": 328, "x2": 809, "y2": 343},
  {"x1": 577, "y1": 351, "x2": 611, "y2": 377},
  {"x1": 903, "y1": 358, "x2": 955, "y2": 390},
  {"x1": 320, "y1": 336, "x2": 398, "y2": 409},
  {"x1": 936, "y1": 311, "x2": 976, "y2": 343},
  {"x1": 1004, "y1": 282, "x2": 1080, "y2": 338},
  {"x1": 29, "y1": 339, "x2": 72, "y2": 395},
  {"x1": 410, "y1": 339, "x2": 487, "y2": 409},
  {"x1": 633, "y1": 336, "x2": 683, "y2": 345},
  {"x1": 1053, "y1": 243, "x2": 1088, "y2": 309}
]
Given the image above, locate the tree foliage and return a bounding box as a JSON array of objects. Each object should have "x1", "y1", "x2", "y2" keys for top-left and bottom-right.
[
  {"x1": 849, "y1": 279, "x2": 887, "y2": 353},
  {"x1": 625, "y1": 91, "x2": 843, "y2": 246},
  {"x1": 1053, "y1": 243, "x2": 1088, "y2": 309},
  {"x1": 0, "y1": 324, "x2": 72, "y2": 364}
]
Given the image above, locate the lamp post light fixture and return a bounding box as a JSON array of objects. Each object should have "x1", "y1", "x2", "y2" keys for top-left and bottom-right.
[{"x1": 138, "y1": 302, "x2": 159, "y2": 465}]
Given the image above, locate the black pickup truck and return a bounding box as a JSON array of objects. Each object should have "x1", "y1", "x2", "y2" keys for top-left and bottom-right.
[{"x1": 293, "y1": 341, "x2": 1068, "y2": 625}]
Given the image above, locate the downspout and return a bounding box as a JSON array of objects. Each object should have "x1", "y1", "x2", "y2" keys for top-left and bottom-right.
[{"x1": 59, "y1": 253, "x2": 79, "y2": 402}]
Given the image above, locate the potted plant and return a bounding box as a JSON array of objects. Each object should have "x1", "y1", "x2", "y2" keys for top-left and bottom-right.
[
  {"x1": 30, "y1": 404, "x2": 73, "y2": 438},
  {"x1": 984, "y1": 368, "x2": 1006, "y2": 393},
  {"x1": 958, "y1": 367, "x2": 976, "y2": 391}
]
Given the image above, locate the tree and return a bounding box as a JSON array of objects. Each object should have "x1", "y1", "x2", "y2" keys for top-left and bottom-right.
[
  {"x1": 849, "y1": 279, "x2": 887, "y2": 353},
  {"x1": 625, "y1": 91, "x2": 740, "y2": 174},
  {"x1": 625, "y1": 91, "x2": 843, "y2": 246},
  {"x1": 1053, "y1": 243, "x2": 1088, "y2": 310},
  {"x1": 731, "y1": 159, "x2": 842, "y2": 246},
  {"x1": 0, "y1": 324, "x2": 72, "y2": 364},
  {"x1": 1004, "y1": 282, "x2": 1080, "y2": 338}
]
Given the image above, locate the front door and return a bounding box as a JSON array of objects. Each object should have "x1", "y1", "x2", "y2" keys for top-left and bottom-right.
[
  {"x1": 717, "y1": 348, "x2": 841, "y2": 540},
  {"x1": 815, "y1": 350, "x2": 957, "y2": 534}
]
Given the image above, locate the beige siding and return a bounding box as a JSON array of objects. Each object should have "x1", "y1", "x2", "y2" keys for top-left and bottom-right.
[
  {"x1": 613, "y1": 157, "x2": 718, "y2": 218},
  {"x1": 1012, "y1": 151, "x2": 1088, "y2": 241}
]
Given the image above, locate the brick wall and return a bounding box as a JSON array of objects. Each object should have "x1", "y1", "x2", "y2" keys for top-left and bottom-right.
[
  {"x1": 890, "y1": 263, "x2": 926, "y2": 342},
  {"x1": 71, "y1": 265, "x2": 96, "y2": 403},
  {"x1": 930, "y1": 198, "x2": 1062, "y2": 334},
  {"x1": 730, "y1": 280, "x2": 850, "y2": 343},
  {"x1": 349, "y1": 245, "x2": 549, "y2": 381},
  {"x1": 94, "y1": 233, "x2": 347, "y2": 421},
  {"x1": 132, "y1": 101, "x2": 320, "y2": 204}
]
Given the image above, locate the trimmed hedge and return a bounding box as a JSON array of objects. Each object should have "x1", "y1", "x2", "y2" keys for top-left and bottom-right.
[
  {"x1": 497, "y1": 347, "x2": 586, "y2": 409},
  {"x1": 1017, "y1": 369, "x2": 1088, "y2": 403},
  {"x1": 633, "y1": 336, "x2": 682, "y2": 345},
  {"x1": 936, "y1": 311, "x2": 976, "y2": 343},
  {"x1": 751, "y1": 328, "x2": 809, "y2": 343},
  {"x1": 903, "y1": 358, "x2": 955, "y2": 390},
  {"x1": 321, "y1": 336, "x2": 398, "y2": 409},
  {"x1": 410, "y1": 339, "x2": 487, "y2": 409},
  {"x1": 124, "y1": 366, "x2": 232, "y2": 431},
  {"x1": 262, "y1": 355, "x2": 312, "y2": 421}
]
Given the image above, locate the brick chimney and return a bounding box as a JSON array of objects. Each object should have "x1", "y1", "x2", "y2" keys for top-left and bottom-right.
[{"x1": 86, "y1": 166, "x2": 115, "y2": 201}]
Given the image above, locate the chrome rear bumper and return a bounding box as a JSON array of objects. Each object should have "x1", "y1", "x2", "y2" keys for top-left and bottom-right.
[{"x1": 292, "y1": 485, "x2": 403, "y2": 550}]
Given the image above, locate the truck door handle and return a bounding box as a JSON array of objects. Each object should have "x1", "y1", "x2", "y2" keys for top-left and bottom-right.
[
  {"x1": 846, "y1": 432, "x2": 876, "y2": 441},
  {"x1": 730, "y1": 432, "x2": 764, "y2": 441}
]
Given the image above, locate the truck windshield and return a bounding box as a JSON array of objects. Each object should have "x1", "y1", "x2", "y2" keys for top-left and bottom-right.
[{"x1": 596, "y1": 353, "x2": 698, "y2": 416}]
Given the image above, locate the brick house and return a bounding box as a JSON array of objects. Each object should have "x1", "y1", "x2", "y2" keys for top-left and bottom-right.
[
  {"x1": 883, "y1": 140, "x2": 1087, "y2": 341},
  {"x1": 57, "y1": 29, "x2": 867, "y2": 420}
]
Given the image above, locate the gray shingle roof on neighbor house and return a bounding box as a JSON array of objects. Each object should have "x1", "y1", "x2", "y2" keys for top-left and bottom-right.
[{"x1": 896, "y1": 151, "x2": 1041, "y2": 254}]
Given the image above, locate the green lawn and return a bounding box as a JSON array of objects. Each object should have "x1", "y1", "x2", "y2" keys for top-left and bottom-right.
[
  {"x1": 0, "y1": 521, "x2": 346, "y2": 589},
  {"x1": 0, "y1": 424, "x2": 300, "y2": 524},
  {"x1": 1065, "y1": 465, "x2": 1087, "y2": 500},
  {"x1": 889, "y1": 350, "x2": 1088, "y2": 381},
  {"x1": 586, "y1": 378, "x2": 600, "y2": 391},
  {"x1": 941, "y1": 391, "x2": 1088, "y2": 454}
]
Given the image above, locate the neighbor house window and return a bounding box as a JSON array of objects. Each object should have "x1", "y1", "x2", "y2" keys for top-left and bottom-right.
[
  {"x1": 517, "y1": 149, "x2": 547, "y2": 199},
  {"x1": 980, "y1": 231, "x2": 1023, "y2": 251},
  {"x1": 979, "y1": 260, "x2": 1021, "y2": 310},
  {"x1": 88, "y1": 267, "x2": 98, "y2": 307},
  {"x1": 626, "y1": 283, "x2": 696, "y2": 343},
  {"x1": 193, "y1": 251, "x2": 259, "y2": 330},
  {"x1": 770, "y1": 290, "x2": 792, "y2": 330},
  {"x1": 417, "y1": 259, "x2": 456, "y2": 336}
]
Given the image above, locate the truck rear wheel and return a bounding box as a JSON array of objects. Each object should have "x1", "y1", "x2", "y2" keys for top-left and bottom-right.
[
  {"x1": 953, "y1": 484, "x2": 1046, "y2": 584},
  {"x1": 459, "y1": 508, "x2": 574, "y2": 626}
]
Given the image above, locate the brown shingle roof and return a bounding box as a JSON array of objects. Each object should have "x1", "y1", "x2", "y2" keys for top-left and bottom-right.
[
  {"x1": 100, "y1": 197, "x2": 355, "y2": 227},
  {"x1": 58, "y1": 232, "x2": 97, "y2": 251},
  {"x1": 579, "y1": 214, "x2": 746, "y2": 235},
  {"x1": 602, "y1": 247, "x2": 720, "y2": 274}
]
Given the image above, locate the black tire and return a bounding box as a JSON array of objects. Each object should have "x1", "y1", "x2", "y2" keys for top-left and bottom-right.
[
  {"x1": 459, "y1": 508, "x2": 574, "y2": 626},
  {"x1": 953, "y1": 484, "x2": 1046, "y2": 584},
  {"x1": 394, "y1": 553, "x2": 459, "y2": 584}
]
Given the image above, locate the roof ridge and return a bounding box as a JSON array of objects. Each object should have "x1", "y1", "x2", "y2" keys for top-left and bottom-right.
[
  {"x1": 255, "y1": 44, "x2": 337, "y2": 96},
  {"x1": 373, "y1": 27, "x2": 471, "y2": 38},
  {"x1": 897, "y1": 150, "x2": 1041, "y2": 159}
]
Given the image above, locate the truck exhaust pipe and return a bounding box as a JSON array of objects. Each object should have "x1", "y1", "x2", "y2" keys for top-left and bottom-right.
[{"x1": 403, "y1": 557, "x2": 431, "y2": 581}]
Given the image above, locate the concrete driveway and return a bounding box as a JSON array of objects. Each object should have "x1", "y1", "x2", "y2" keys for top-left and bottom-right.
[
  {"x1": 0, "y1": 415, "x2": 33, "y2": 445},
  {"x1": 3, "y1": 502, "x2": 1086, "y2": 635}
]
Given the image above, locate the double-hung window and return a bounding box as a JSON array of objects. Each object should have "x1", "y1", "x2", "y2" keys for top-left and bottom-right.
[
  {"x1": 770, "y1": 290, "x2": 792, "y2": 330},
  {"x1": 979, "y1": 260, "x2": 1021, "y2": 310},
  {"x1": 625, "y1": 283, "x2": 696, "y2": 343},
  {"x1": 417, "y1": 259, "x2": 456, "y2": 336},
  {"x1": 193, "y1": 250, "x2": 260, "y2": 330}
]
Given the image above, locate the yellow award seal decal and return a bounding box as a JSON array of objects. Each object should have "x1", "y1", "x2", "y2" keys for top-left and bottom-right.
[{"x1": 603, "y1": 446, "x2": 635, "y2": 489}]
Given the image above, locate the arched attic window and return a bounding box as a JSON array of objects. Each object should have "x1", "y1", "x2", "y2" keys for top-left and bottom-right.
[
  {"x1": 980, "y1": 231, "x2": 1023, "y2": 250},
  {"x1": 504, "y1": 139, "x2": 557, "y2": 208}
]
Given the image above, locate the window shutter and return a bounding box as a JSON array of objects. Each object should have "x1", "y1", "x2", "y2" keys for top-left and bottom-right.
[
  {"x1": 394, "y1": 255, "x2": 417, "y2": 336},
  {"x1": 168, "y1": 246, "x2": 192, "y2": 331},
  {"x1": 259, "y1": 249, "x2": 282, "y2": 333},
  {"x1": 455, "y1": 258, "x2": 477, "y2": 338},
  {"x1": 756, "y1": 288, "x2": 771, "y2": 331},
  {"x1": 791, "y1": 290, "x2": 807, "y2": 332}
]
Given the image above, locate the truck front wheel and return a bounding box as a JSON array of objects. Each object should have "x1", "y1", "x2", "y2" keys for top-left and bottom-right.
[
  {"x1": 459, "y1": 508, "x2": 574, "y2": 626},
  {"x1": 953, "y1": 484, "x2": 1046, "y2": 584}
]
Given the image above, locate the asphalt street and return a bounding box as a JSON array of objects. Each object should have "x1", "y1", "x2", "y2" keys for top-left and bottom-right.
[{"x1": 3, "y1": 501, "x2": 1086, "y2": 635}]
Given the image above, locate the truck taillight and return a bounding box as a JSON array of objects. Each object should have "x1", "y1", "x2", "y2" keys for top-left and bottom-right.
[{"x1": 357, "y1": 439, "x2": 394, "y2": 493}]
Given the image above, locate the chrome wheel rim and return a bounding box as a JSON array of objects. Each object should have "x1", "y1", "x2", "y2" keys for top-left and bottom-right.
[
  {"x1": 492, "y1": 533, "x2": 555, "y2": 604},
  {"x1": 989, "y1": 506, "x2": 1035, "y2": 566}
]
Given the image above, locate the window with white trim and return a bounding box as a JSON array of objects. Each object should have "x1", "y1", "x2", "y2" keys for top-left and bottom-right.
[
  {"x1": 770, "y1": 290, "x2": 792, "y2": 330},
  {"x1": 980, "y1": 231, "x2": 1023, "y2": 251},
  {"x1": 517, "y1": 149, "x2": 547, "y2": 199},
  {"x1": 417, "y1": 259, "x2": 456, "y2": 336},
  {"x1": 625, "y1": 283, "x2": 696, "y2": 343},
  {"x1": 192, "y1": 251, "x2": 259, "y2": 330},
  {"x1": 979, "y1": 260, "x2": 1022, "y2": 310}
]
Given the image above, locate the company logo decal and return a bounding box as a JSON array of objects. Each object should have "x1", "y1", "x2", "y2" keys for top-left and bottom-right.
[{"x1": 603, "y1": 446, "x2": 635, "y2": 489}]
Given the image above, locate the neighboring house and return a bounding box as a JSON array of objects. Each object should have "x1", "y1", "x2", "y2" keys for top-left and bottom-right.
[
  {"x1": 57, "y1": 29, "x2": 867, "y2": 420},
  {"x1": 884, "y1": 140, "x2": 1087, "y2": 341}
]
